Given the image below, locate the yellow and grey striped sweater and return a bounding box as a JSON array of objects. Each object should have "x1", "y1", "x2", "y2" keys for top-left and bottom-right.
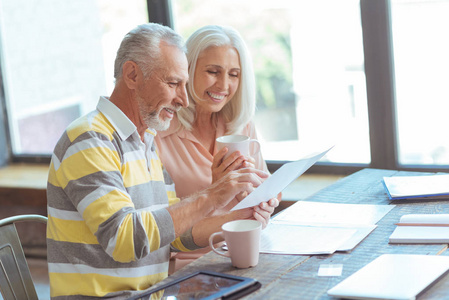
[{"x1": 47, "y1": 97, "x2": 199, "y2": 299}]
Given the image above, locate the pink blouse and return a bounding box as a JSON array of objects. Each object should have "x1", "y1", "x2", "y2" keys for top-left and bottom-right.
[{"x1": 155, "y1": 115, "x2": 268, "y2": 199}]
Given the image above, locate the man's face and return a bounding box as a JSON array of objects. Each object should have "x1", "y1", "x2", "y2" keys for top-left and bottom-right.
[{"x1": 136, "y1": 42, "x2": 189, "y2": 131}]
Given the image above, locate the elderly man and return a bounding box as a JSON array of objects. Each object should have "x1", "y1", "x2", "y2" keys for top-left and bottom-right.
[{"x1": 46, "y1": 23, "x2": 276, "y2": 299}]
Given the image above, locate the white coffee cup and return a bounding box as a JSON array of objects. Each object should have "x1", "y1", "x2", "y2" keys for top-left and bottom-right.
[
  {"x1": 209, "y1": 219, "x2": 261, "y2": 268},
  {"x1": 215, "y1": 135, "x2": 261, "y2": 160}
]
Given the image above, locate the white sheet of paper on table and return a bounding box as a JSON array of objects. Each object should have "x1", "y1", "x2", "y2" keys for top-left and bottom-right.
[
  {"x1": 259, "y1": 223, "x2": 356, "y2": 255},
  {"x1": 231, "y1": 146, "x2": 333, "y2": 211}
]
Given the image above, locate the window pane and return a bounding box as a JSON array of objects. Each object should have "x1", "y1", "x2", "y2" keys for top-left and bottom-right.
[
  {"x1": 0, "y1": 0, "x2": 147, "y2": 155},
  {"x1": 172, "y1": 0, "x2": 370, "y2": 163},
  {"x1": 391, "y1": 0, "x2": 449, "y2": 166}
]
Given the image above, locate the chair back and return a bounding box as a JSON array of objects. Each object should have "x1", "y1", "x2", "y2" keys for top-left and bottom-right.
[{"x1": 0, "y1": 215, "x2": 47, "y2": 300}]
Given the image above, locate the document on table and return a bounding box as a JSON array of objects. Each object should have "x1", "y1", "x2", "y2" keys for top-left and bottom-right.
[
  {"x1": 231, "y1": 146, "x2": 333, "y2": 211},
  {"x1": 383, "y1": 174, "x2": 449, "y2": 200},
  {"x1": 259, "y1": 201, "x2": 394, "y2": 254},
  {"x1": 260, "y1": 223, "x2": 357, "y2": 255}
]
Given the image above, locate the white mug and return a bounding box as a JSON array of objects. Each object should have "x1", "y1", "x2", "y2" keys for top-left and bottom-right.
[
  {"x1": 209, "y1": 220, "x2": 261, "y2": 268},
  {"x1": 216, "y1": 135, "x2": 261, "y2": 160}
]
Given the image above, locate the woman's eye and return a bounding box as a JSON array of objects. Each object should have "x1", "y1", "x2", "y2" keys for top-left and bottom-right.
[
  {"x1": 229, "y1": 73, "x2": 239, "y2": 78},
  {"x1": 207, "y1": 70, "x2": 218, "y2": 75}
]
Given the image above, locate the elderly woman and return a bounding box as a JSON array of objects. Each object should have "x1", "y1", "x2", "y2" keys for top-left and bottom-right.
[{"x1": 155, "y1": 25, "x2": 280, "y2": 273}]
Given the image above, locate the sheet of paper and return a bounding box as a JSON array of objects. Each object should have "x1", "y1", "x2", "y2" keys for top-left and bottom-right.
[
  {"x1": 269, "y1": 201, "x2": 392, "y2": 252},
  {"x1": 272, "y1": 201, "x2": 394, "y2": 226},
  {"x1": 231, "y1": 146, "x2": 333, "y2": 211},
  {"x1": 260, "y1": 223, "x2": 356, "y2": 255},
  {"x1": 318, "y1": 264, "x2": 343, "y2": 277}
]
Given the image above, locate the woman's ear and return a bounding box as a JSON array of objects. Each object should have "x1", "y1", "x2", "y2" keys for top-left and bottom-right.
[{"x1": 122, "y1": 61, "x2": 140, "y2": 90}]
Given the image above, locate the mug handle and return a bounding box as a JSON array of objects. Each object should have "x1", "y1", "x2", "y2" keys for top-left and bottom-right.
[
  {"x1": 209, "y1": 232, "x2": 230, "y2": 258},
  {"x1": 249, "y1": 139, "x2": 261, "y2": 156}
]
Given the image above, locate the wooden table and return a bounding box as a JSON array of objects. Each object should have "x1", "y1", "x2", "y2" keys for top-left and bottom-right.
[{"x1": 150, "y1": 168, "x2": 449, "y2": 299}]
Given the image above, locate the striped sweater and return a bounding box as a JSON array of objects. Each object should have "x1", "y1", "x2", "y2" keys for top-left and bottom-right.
[{"x1": 47, "y1": 97, "x2": 199, "y2": 299}]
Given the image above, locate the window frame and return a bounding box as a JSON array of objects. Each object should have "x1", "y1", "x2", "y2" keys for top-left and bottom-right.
[{"x1": 1, "y1": 0, "x2": 449, "y2": 174}]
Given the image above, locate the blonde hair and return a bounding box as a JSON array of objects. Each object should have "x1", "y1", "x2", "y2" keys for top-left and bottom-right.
[{"x1": 177, "y1": 25, "x2": 256, "y2": 134}]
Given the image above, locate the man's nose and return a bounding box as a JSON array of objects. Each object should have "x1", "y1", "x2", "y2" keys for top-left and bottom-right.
[{"x1": 176, "y1": 85, "x2": 189, "y2": 108}]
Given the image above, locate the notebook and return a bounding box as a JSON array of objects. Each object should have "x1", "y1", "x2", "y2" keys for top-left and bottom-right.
[
  {"x1": 382, "y1": 174, "x2": 449, "y2": 200},
  {"x1": 389, "y1": 214, "x2": 449, "y2": 244},
  {"x1": 327, "y1": 254, "x2": 449, "y2": 300}
]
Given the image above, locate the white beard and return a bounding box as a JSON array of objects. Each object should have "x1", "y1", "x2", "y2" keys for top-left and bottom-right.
[{"x1": 136, "y1": 96, "x2": 171, "y2": 131}]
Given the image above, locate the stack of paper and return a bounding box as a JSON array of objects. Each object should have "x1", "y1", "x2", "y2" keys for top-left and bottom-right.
[
  {"x1": 383, "y1": 174, "x2": 449, "y2": 200},
  {"x1": 260, "y1": 201, "x2": 394, "y2": 255},
  {"x1": 389, "y1": 214, "x2": 449, "y2": 244}
]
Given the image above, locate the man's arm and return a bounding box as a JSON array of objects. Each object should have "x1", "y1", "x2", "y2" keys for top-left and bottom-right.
[{"x1": 166, "y1": 168, "x2": 268, "y2": 241}]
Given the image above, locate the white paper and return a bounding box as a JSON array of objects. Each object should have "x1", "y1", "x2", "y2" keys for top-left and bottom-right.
[
  {"x1": 231, "y1": 146, "x2": 333, "y2": 211},
  {"x1": 383, "y1": 174, "x2": 449, "y2": 199},
  {"x1": 260, "y1": 223, "x2": 356, "y2": 255},
  {"x1": 272, "y1": 201, "x2": 394, "y2": 226},
  {"x1": 318, "y1": 264, "x2": 343, "y2": 277},
  {"x1": 266, "y1": 201, "x2": 393, "y2": 252}
]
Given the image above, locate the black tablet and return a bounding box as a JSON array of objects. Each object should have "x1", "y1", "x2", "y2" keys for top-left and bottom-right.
[{"x1": 129, "y1": 270, "x2": 261, "y2": 300}]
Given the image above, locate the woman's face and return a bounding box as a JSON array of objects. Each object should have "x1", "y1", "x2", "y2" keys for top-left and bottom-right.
[{"x1": 192, "y1": 45, "x2": 241, "y2": 114}]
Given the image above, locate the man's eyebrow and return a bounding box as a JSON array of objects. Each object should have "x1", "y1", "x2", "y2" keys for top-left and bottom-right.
[{"x1": 165, "y1": 76, "x2": 182, "y2": 82}]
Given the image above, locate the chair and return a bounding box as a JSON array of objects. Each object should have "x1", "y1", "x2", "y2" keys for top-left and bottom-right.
[{"x1": 0, "y1": 215, "x2": 47, "y2": 300}]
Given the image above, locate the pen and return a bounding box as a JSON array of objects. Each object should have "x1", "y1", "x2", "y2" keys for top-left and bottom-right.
[{"x1": 395, "y1": 223, "x2": 449, "y2": 227}]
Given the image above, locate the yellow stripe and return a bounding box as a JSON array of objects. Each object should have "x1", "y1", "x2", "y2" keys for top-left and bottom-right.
[
  {"x1": 167, "y1": 193, "x2": 180, "y2": 206},
  {"x1": 112, "y1": 214, "x2": 135, "y2": 262},
  {"x1": 48, "y1": 163, "x2": 59, "y2": 187},
  {"x1": 50, "y1": 147, "x2": 120, "y2": 188},
  {"x1": 140, "y1": 212, "x2": 161, "y2": 252},
  {"x1": 149, "y1": 158, "x2": 164, "y2": 181},
  {"x1": 122, "y1": 159, "x2": 151, "y2": 187},
  {"x1": 171, "y1": 237, "x2": 190, "y2": 252},
  {"x1": 49, "y1": 271, "x2": 167, "y2": 298},
  {"x1": 47, "y1": 216, "x2": 98, "y2": 244},
  {"x1": 66, "y1": 113, "x2": 114, "y2": 142},
  {"x1": 83, "y1": 189, "x2": 133, "y2": 234}
]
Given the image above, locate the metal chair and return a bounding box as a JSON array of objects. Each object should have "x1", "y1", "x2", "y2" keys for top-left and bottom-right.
[{"x1": 0, "y1": 215, "x2": 47, "y2": 300}]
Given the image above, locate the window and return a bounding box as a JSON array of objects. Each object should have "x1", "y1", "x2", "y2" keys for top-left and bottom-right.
[
  {"x1": 0, "y1": 0, "x2": 148, "y2": 156},
  {"x1": 1, "y1": 0, "x2": 449, "y2": 173},
  {"x1": 172, "y1": 0, "x2": 370, "y2": 164},
  {"x1": 391, "y1": 0, "x2": 449, "y2": 166}
]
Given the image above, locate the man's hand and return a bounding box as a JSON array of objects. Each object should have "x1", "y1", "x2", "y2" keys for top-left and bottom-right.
[{"x1": 205, "y1": 167, "x2": 269, "y2": 215}]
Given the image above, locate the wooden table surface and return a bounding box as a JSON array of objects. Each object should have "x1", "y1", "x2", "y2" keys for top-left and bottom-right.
[{"x1": 147, "y1": 168, "x2": 449, "y2": 299}]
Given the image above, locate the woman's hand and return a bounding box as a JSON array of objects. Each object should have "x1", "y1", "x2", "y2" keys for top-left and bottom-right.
[
  {"x1": 252, "y1": 198, "x2": 279, "y2": 228},
  {"x1": 211, "y1": 147, "x2": 254, "y2": 183},
  {"x1": 225, "y1": 197, "x2": 279, "y2": 229}
]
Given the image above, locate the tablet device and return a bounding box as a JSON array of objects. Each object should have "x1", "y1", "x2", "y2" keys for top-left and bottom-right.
[
  {"x1": 327, "y1": 254, "x2": 449, "y2": 300},
  {"x1": 129, "y1": 270, "x2": 261, "y2": 300}
]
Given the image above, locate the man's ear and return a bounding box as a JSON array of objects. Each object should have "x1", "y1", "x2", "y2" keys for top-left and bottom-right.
[{"x1": 122, "y1": 61, "x2": 140, "y2": 90}]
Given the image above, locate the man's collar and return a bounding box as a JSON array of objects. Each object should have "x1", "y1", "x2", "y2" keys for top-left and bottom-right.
[{"x1": 97, "y1": 96, "x2": 138, "y2": 141}]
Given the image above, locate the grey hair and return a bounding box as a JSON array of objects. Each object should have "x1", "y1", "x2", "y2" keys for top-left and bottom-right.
[
  {"x1": 177, "y1": 25, "x2": 256, "y2": 135},
  {"x1": 114, "y1": 23, "x2": 186, "y2": 81}
]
